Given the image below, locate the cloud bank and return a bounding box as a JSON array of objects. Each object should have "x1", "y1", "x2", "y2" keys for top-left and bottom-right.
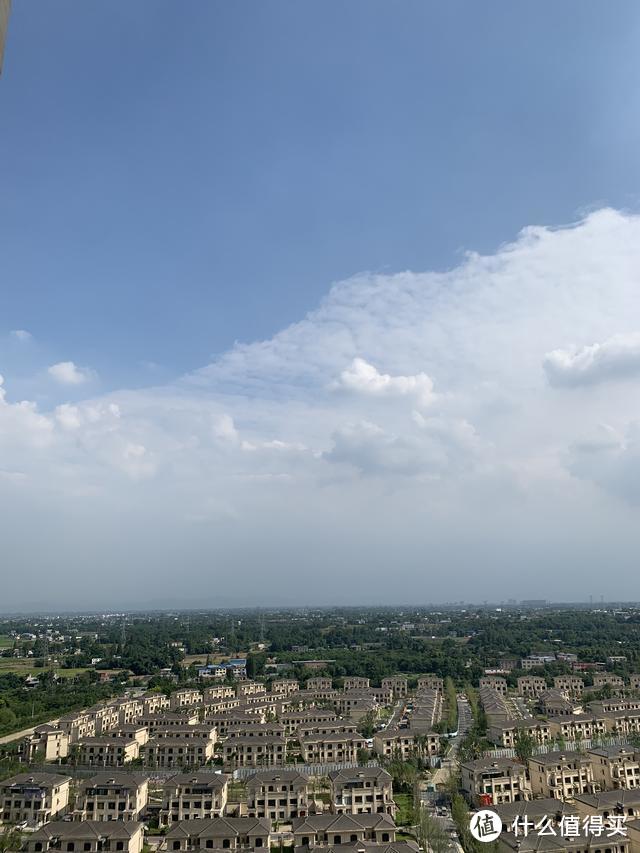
[{"x1": 3, "y1": 208, "x2": 640, "y2": 608}]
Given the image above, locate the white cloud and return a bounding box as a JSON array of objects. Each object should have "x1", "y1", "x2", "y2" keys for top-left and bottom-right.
[
  {"x1": 334, "y1": 358, "x2": 435, "y2": 407},
  {"x1": 10, "y1": 329, "x2": 32, "y2": 342},
  {"x1": 324, "y1": 421, "x2": 437, "y2": 476},
  {"x1": 213, "y1": 413, "x2": 238, "y2": 443},
  {"x1": 7, "y1": 208, "x2": 640, "y2": 605},
  {"x1": 0, "y1": 374, "x2": 54, "y2": 449},
  {"x1": 48, "y1": 360, "x2": 96, "y2": 385},
  {"x1": 567, "y1": 423, "x2": 640, "y2": 505},
  {"x1": 543, "y1": 334, "x2": 640, "y2": 387}
]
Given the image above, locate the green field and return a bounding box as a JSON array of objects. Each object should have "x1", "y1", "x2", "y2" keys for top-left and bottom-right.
[
  {"x1": 0, "y1": 635, "x2": 13, "y2": 649},
  {"x1": 0, "y1": 658, "x2": 90, "y2": 678}
]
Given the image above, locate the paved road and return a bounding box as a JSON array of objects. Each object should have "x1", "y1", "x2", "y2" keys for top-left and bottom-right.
[
  {"x1": 0, "y1": 725, "x2": 38, "y2": 746},
  {"x1": 448, "y1": 695, "x2": 473, "y2": 755},
  {"x1": 0, "y1": 717, "x2": 60, "y2": 746},
  {"x1": 429, "y1": 695, "x2": 472, "y2": 788}
]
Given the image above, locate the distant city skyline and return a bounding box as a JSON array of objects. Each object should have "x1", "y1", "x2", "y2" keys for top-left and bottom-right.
[{"x1": 2, "y1": 5, "x2": 640, "y2": 608}]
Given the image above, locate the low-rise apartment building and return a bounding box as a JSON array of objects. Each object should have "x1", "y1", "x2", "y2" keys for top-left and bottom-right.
[
  {"x1": 573, "y1": 788, "x2": 640, "y2": 820},
  {"x1": 479, "y1": 688, "x2": 513, "y2": 728},
  {"x1": 527, "y1": 751, "x2": 595, "y2": 799},
  {"x1": 292, "y1": 813, "x2": 396, "y2": 847},
  {"x1": 225, "y1": 722, "x2": 285, "y2": 741},
  {"x1": 78, "y1": 738, "x2": 140, "y2": 767},
  {"x1": 600, "y1": 709, "x2": 640, "y2": 736},
  {"x1": 271, "y1": 679, "x2": 299, "y2": 695},
  {"x1": 1, "y1": 773, "x2": 71, "y2": 827},
  {"x1": 328, "y1": 767, "x2": 395, "y2": 816},
  {"x1": 170, "y1": 690, "x2": 203, "y2": 711},
  {"x1": 461, "y1": 758, "x2": 531, "y2": 806},
  {"x1": 154, "y1": 725, "x2": 216, "y2": 743},
  {"x1": 516, "y1": 676, "x2": 547, "y2": 698},
  {"x1": 57, "y1": 711, "x2": 96, "y2": 743},
  {"x1": 417, "y1": 676, "x2": 443, "y2": 693},
  {"x1": 480, "y1": 677, "x2": 508, "y2": 696},
  {"x1": 593, "y1": 673, "x2": 625, "y2": 692},
  {"x1": 548, "y1": 713, "x2": 608, "y2": 741},
  {"x1": 297, "y1": 722, "x2": 359, "y2": 739},
  {"x1": 588, "y1": 746, "x2": 640, "y2": 791},
  {"x1": 373, "y1": 728, "x2": 438, "y2": 761},
  {"x1": 487, "y1": 719, "x2": 552, "y2": 748},
  {"x1": 141, "y1": 737, "x2": 215, "y2": 769},
  {"x1": 203, "y1": 686, "x2": 236, "y2": 703},
  {"x1": 222, "y1": 736, "x2": 286, "y2": 768},
  {"x1": 21, "y1": 725, "x2": 69, "y2": 762},
  {"x1": 381, "y1": 677, "x2": 408, "y2": 698},
  {"x1": 164, "y1": 817, "x2": 271, "y2": 851},
  {"x1": 107, "y1": 726, "x2": 149, "y2": 747},
  {"x1": 246, "y1": 770, "x2": 309, "y2": 821},
  {"x1": 537, "y1": 688, "x2": 576, "y2": 717},
  {"x1": 236, "y1": 682, "x2": 266, "y2": 698},
  {"x1": 281, "y1": 710, "x2": 338, "y2": 736},
  {"x1": 159, "y1": 774, "x2": 228, "y2": 827},
  {"x1": 73, "y1": 773, "x2": 148, "y2": 822},
  {"x1": 91, "y1": 704, "x2": 121, "y2": 736},
  {"x1": 553, "y1": 675, "x2": 584, "y2": 699},
  {"x1": 137, "y1": 712, "x2": 200, "y2": 734},
  {"x1": 306, "y1": 678, "x2": 332, "y2": 691},
  {"x1": 112, "y1": 698, "x2": 144, "y2": 727},
  {"x1": 26, "y1": 821, "x2": 144, "y2": 853},
  {"x1": 299, "y1": 732, "x2": 366, "y2": 764},
  {"x1": 343, "y1": 677, "x2": 370, "y2": 691},
  {"x1": 521, "y1": 655, "x2": 555, "y2": 670},
  {"x1": 335, "y1": 691, "x2": 378, "y2": 721}
]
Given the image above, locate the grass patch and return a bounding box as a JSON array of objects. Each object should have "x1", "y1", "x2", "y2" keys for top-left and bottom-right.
[
  {"x1": 395, "y1": 792, "x2": 415, "y2": 827},
  {"x1": 0, "y1": 660, "x2": 90, "y2": 678}
]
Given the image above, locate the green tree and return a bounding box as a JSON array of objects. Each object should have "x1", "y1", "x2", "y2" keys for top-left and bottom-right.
[
  {"x1": 0, "y1": 827, "x2": 23, "y2": 853},
  {"x1": 415, "y1": 802, "x2": 450, "y2": 853},
  {"x1": 514, "y1": 729, "x2": 535, "y2": 764}
]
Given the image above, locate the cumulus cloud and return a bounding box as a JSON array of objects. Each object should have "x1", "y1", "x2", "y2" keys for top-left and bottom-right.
[
  {"x1": 543, "y1": 334, "x2": 640, "y2": 387},
  {"x1": 0, "y1": 374, "x2": 54, "y2": 449},
  {"x1": 334, "y1": 358, "x2": 435, "y2": 407},
  {"x1": 48, "y1": 360, "x2": 96, "y2": 385}
]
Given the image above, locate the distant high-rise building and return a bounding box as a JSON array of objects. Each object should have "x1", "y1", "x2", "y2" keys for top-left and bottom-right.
[{"x1": 0, "y1": 0, "x2": 11, "y2": 75}]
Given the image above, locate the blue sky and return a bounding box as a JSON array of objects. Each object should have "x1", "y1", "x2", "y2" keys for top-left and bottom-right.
[
  {"x1": 3, "y1": 4, "x2": 640, "y2": 609},
  {"x1": 3, "y1": 2, "x2": 640, "y2": 388}
]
